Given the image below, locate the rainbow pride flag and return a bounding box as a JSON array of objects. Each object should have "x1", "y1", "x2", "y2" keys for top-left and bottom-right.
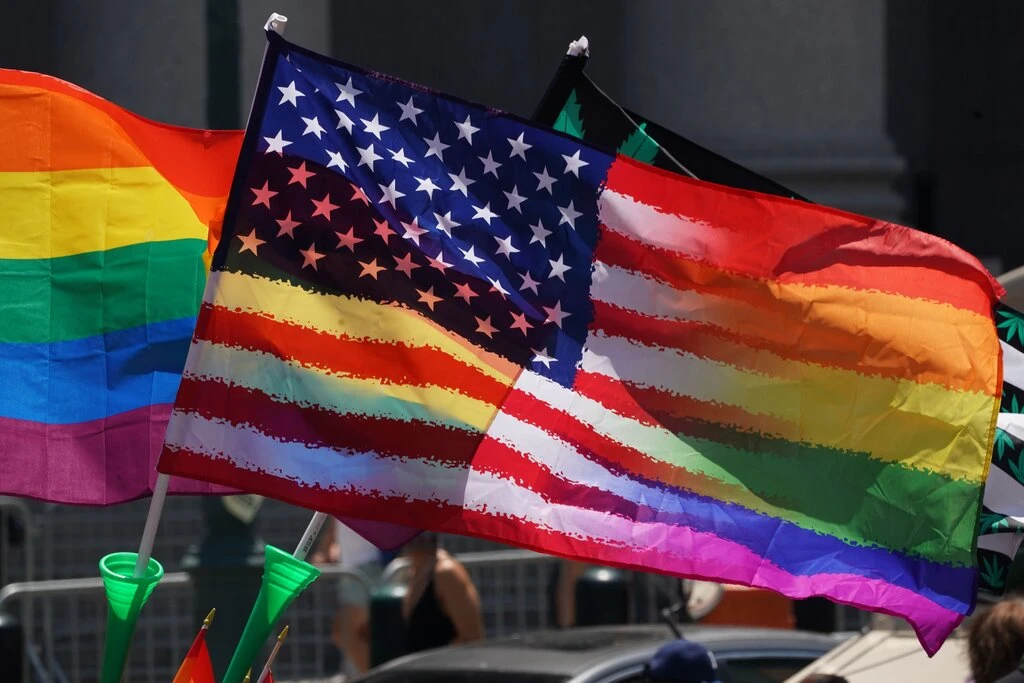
[
  {"x1": 0, "y1": 69, "x2": 242, "y2": 504},
  {"x1": 160, "y1": 33, "x2": 1003, "y2": 653}
]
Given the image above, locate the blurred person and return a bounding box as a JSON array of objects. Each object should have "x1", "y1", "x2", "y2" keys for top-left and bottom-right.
[
  {"x1": 641, "y1": 639, "x2": 721, "y2": 683},
  {"x1": 401, "y1": 532, "x2": 484, "y2": 653},
  {"x1": 312, "y1": 519, "x2": 396, "y2": 674},
  {"x1": 967, "y1": 597, "x2": 1024, "y2": 683},
  {"x1": 550, "y1": 559, "x2": 593, "y2": 627}
]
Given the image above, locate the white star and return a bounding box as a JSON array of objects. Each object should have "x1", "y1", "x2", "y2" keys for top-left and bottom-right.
[
  {"x1": 561, "y1": 149, "x2": 590, "y2": 177},
  {"x1": 548, "y1": 254, "x2": 571, "y2": 281},
  {"x1": 397, "y1": 96, "x2": 424, "y2": 124},
  {"x1": 472, "y1": 202, "x2": 498, "y2": 225},
  {"x1": 299, "y1": 244, "x2": 326, "y2": 270},
  {"x1": 357, "y1": 144, "x2": 383, "y2": 170},
  {"x1": 529, "y1": 219, "x2": 551, "y2": 247},
  {"x1": 310, "y1": 193, "x2": 339, "y2": 220},
  {"x1": 532, "y1": 348, "x2": 557, "y2": 368},
  {"x1": 263, "y1": 130, "x2": 292, "y2": 156},
  {"x1": 478, "y1": 151, "x2": 502, "y2": 178},
  {"x1": 288, "y1": 162, "x2": 315, "y2": 188},
  {"x1": 475, "y1": 316, "x2": 498, "y2": 338},
  {"x1": 428, "y1": 250, "x2": 453, "y2": 273},
  {"x1": 277, "y1": 81, "x2": 305, "y2": 106},
  {"x1": 415, "y1": 176, "x2": 441, "y2": 199},
  {"x1": 361, "y1": 113, "x2": 390, "y2": 140},
  {"x1": 377, "y1": 180, "x2": 406, "y2": 209},
  {"x1": 250, "y1": 181, "x2": 277, "y2": 208},
  {"x1": 454, "y1": 115, "x2": 480, "y2": 144},
  {"x1": 518, "y1": 270, "x2": 540, "y2": 294},
  {"x1": 507, "y1": 132, "x2": 532, "y2": 160},
  {"x1": 448, "y1": 167, "x2": 476, "y2": 197},
  {"x1": 326, "y1": 149, "x2": 348, "y2": 173},
  {"x1": 335, "y1": 77, "x2": 362, "y2": 106},
  {"x1": 237, "y1": 228, "x2": 265, "y2": 255},
  {"x1": 433, "y1": 211, "x2": 460, "y2": 237},
  {"x1": 423, "y1": 133, "x2": 450, "y2": 161},
  {"x1": 493, "y1": 235, "x2": 520, "y2": 259},
  {"x1": 542, "y1": 301, "x2": 571, "y2": 328},
  {"x1": 503, "y1": 185, "x2": 527, "y2": 213},
  {"x1": 460, "y1": 245, "x2": 485, "y2": 266},
  {"x1": 335, "y1": 109, "x2": 354, "y2": 133},
  {"x1": 533, "y1": 167, "x2": 556, "y2": 194},
  {"x1": 417, "y1": 286, "x2": 443, "y2": 311},
  {"x1": 509, "y1": 311, "x2": 533, "y2": 336},
  {"x1": 276, "y1": 211, "x2": 300, "y2": 238},
  {"x1": 558, "y1": 200, "x2": 583, "y2": 229},
  {"x1": 488, "y1": 277, "x2": 510, "y2": 298},
  {"x1": 402, "y1": 219, "x2": 428, "y2": 245},
  {"x1": 301, "y1": 116, "x2": 325, "y2": 139},
  {"x1": 388, "y1": 148, "x2": 414, "y2": 168}
]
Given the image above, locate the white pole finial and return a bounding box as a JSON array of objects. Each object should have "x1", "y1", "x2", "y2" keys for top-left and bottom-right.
[
  {"x1": 566, "y1": 35, "x2": 590, "y2": 57},
  {"x1": 265, "y1": 13, "x2": 288, "y2": 35}
]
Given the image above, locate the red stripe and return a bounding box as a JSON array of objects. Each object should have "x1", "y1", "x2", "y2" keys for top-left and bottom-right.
[
  {"x1": 605, "y1": 155, "x2": 1001, "y2": 314},
  {"x1": 159, "y1": 444, "x2": 631, "y2": 561},
  {"x1": 594, "y1": 230, "x2": 994, "y2": 395},
  {"x1": 499, "y1": 387, "x2": 733, "y2": 497},
  {"x1": 571, "y1": 369, "x2": 795, "y2": 440},
  {"x1": 194, "y1": 303, "x2": 509, "y2": 407},
  {"x1": 590, "y1": 298, "x2": 988, "y2": 394},
  {"x1": 175, "y1": 375, "x2": 481, "y2": 467},
  {"x1": 157, "y1": 444, "x2": 962, "y2": 653}
]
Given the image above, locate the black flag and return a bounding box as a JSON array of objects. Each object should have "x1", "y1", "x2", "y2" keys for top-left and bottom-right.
[{"x1": 531, "y1": 51, "x2": 806, "y2": 202}]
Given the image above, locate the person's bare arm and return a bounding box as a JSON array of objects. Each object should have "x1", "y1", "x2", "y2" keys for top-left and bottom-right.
[
  {"x1": 309, "y1": 520, "x2": 338, "y2": 565},
  {"x1": 556, "y1": 560, "x2": 592, "y2": 628},
  {"x1": 434, "y1": 559, "x2": 485, "y2": 643}
]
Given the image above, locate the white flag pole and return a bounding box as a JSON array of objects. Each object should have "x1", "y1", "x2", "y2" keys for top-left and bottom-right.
[
  {"x1": 132, "y1": 11, "x2": 290, "y2": 580},
  {"x1": 293, "y1": 511, "x2": 329, "y2": 561}
]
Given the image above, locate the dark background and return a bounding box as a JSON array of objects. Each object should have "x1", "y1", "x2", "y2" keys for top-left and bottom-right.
[{"x1": 3, "y1": 0, "x2": 1022, "y2": 274}]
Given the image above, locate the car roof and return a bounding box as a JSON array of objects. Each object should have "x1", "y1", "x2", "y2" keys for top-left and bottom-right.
[{"x1": 360, "y1": 624, "x2": 845, "y2": 681}]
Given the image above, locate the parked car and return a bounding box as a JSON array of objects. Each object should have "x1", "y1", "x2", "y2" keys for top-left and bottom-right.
[{"x1": 350, "y1": 624, "x2": 849, "y2": 683}]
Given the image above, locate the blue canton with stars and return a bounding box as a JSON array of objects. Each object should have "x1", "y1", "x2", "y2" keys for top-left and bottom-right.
[{"x1": 220, "y1": 34, "x2": 614, "y2": 387}]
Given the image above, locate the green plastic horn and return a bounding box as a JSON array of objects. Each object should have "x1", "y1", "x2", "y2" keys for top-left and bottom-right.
[
  {"x1": 222, "y1": 545, "x2": 321, "y2": 683},
  {"x1": 99, "y1": 552, "x2": 164, "y2": 683}
]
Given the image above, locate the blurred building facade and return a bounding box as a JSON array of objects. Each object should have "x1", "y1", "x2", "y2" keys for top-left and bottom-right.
[{"x1": 5, "y1": 1, "x2": 1022, "y2": 271}]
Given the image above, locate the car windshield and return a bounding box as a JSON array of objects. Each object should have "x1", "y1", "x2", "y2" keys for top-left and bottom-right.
[{"x1": 357, "y1": 672, "x2": 568, "y2": 683}]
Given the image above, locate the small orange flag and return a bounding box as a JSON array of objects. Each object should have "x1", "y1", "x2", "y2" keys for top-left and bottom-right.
[{"x1": 172, "y1": 608, "x2": 216, "y2": 683}]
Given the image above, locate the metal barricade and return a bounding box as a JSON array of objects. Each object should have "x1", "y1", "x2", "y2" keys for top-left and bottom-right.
[{"x1": 0, "y1": 567, "x2": 366, "y2": 683}]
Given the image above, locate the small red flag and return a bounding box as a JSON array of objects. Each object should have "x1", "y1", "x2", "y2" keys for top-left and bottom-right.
[{"x1": 172, "y1": 610, "x2": 215, "y2": 683}]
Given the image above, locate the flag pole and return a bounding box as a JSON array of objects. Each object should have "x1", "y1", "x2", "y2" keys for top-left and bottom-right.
[
  {"x1": 293, "y1": 511, "x2": 329, "y2": 560},
  {"x1": 222, "y1": 512, "x2": 322, "y2": 683},
  {"x1": 100, "y1": 12, "x2": 292, "y2": 683},
  {"x1": 256, "y1": 625, "x2": 290, "y2": 683}
]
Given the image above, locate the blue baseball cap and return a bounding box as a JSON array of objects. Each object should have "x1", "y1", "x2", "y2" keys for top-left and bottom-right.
[{"x1": 646, "y1": 639, "x2": 721, "y2": 683}]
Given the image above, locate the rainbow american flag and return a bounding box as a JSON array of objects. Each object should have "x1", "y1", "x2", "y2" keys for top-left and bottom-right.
[
  {"x1": 0, "y1": 69, "x2": 241, "y2": 504},
  {"x1": 159, "y1": 32, "x2": 1003, "y2": 653}
]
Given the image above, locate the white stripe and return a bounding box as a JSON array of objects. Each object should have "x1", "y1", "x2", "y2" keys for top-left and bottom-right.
[
  {"x1": 598, "y1": 188, "x2": 726, "y2": 258},
  {"x1": 983, "y1": 464, "x2": 1024, "y2": 517},
  {"x1": 998, "y1": 413, "x2": 1024, "y2": 442},
  {"x1": 485, "y1": 403, "x2": 690, "y2": 518},
  {"x1": 1001, "y1": 340, "x2": 1024, "y2": 392},
  {"x1": 510, "y1": 368, "x2": 741, "y2": 485},
  {"x1": 590, "y1": 260, "x2": 704, "y2": 322},
  {"x1": 977, "y1": 532, "x2": 1024, "y2": 559},
  {"x1": 163, "y1": 412, "x2": 694, "y2": 555},
  {"x1": 181, "y1": 339, "x2": 484, "y2": 431}
]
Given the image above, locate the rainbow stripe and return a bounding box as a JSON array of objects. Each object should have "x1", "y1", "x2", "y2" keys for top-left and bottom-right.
[
  {"x1": 0, "y1": 69, "x2": 242, "y2": 504},
  {"x1": 159, "y1": 35, "x2": 1004, "y2": 656}
]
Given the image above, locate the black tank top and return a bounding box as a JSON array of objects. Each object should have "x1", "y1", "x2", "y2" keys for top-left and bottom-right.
[{"x1": 406, "y1": 575, "x2": 457, "y2": 653}]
